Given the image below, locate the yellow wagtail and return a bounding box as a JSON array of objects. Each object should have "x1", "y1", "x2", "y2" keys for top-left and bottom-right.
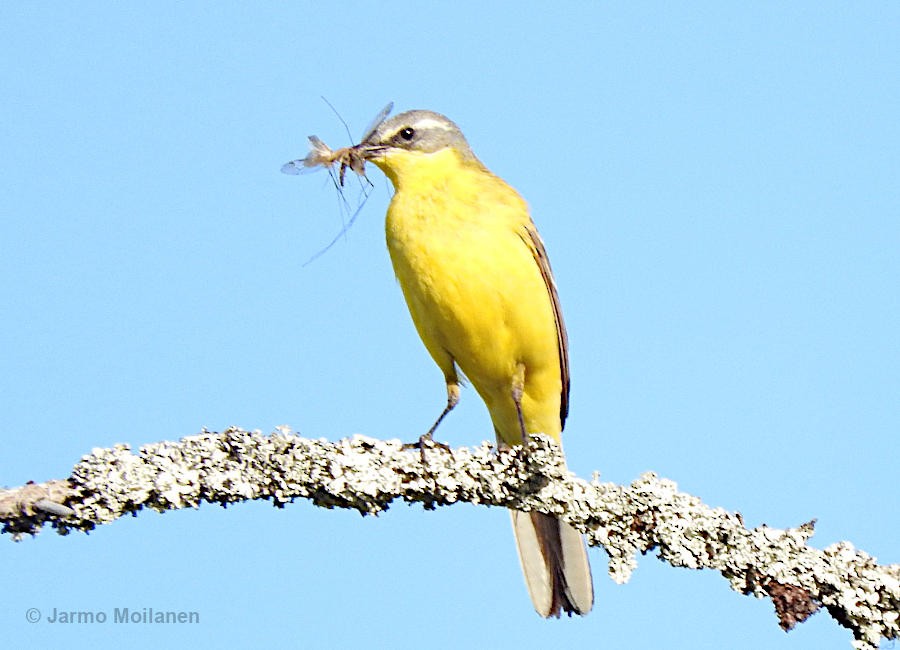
[{"x1": 354, "y1": 109, "x2": 593, "y2": 617}]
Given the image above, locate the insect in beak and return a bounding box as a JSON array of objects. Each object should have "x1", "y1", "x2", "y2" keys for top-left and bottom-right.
[{"x1": 281, "y1": 102, "x2": 393, "y2": 186}]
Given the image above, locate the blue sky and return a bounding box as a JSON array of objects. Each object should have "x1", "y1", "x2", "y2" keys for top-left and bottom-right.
[{"x1": 2, "y1": 3, "x2": 898, "y2": 648}]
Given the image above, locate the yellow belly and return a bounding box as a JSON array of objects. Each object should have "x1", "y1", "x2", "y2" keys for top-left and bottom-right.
[{"x1": 384, "y1": 172, "x2": 563, "y2": 445}]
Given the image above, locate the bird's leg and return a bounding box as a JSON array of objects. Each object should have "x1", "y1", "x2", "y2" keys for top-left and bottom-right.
[
  {"x1": 512, "y1": 363, "x2": 528, "y2": 444},
  {"x1": 426, "y1": 381, "x2": 460, "y2": 439},
  {"x1": 404, "y1": 382, "x2": 458, "y2": 461}
]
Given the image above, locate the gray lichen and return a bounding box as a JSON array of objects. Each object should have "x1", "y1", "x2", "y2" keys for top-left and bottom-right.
[{"x1": 1, "y1": 427, "x2": 897, "y2": 648}]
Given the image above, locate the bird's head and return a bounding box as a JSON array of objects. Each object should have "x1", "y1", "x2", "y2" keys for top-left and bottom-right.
[{"x1": 355, "y1": 110, "x2": 482, "y2": 187}]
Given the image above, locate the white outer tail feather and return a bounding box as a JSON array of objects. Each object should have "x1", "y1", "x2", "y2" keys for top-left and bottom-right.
[{"x1": 510, "y1": 509, "x2": 594, "y2": 617}]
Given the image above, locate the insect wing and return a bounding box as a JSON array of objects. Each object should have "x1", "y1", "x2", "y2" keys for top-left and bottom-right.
[
  {"x1": 303, "y1": 135, "x2": 336, "y2": 168},
  {"x1": 280, "y1": 159, "x2": 305, "y2": 175},
  {"x1": 282, "y1": 102, "x2": 391, "y2": 177},
  {"x1": 281, "y1": 136, "x2": 336, "y2": 175},
  {"x1": 359, "y1": 102, "x2": 393, "y2": 142}
]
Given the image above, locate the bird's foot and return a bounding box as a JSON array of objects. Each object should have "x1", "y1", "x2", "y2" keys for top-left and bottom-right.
[{"x1": 403, "y1": 431, "x2": 452, "y2": 464}]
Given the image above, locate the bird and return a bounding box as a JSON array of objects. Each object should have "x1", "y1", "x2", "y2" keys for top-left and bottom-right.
[{"x1": 355, "y1": 109, "x2": 593, "y2": 617}]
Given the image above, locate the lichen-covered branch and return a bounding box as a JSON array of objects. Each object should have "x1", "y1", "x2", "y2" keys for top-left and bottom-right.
[{"x1": 1, "y1": 427, "x2": 897, "y2": 648}]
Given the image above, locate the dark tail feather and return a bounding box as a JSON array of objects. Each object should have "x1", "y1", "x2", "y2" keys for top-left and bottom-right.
[{"x1": 510, "y1": 509, "x2": 594, "y2": 617}]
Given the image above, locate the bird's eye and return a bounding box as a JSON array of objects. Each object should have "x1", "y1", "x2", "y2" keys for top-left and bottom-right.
[{"x1": 399, "y1": 127, "x2": 415, "y2": 141}]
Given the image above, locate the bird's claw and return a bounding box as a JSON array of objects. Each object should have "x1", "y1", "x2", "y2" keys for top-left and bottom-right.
[{"x1": 403, "y1": 431, "x2": 452, "y2": 463}]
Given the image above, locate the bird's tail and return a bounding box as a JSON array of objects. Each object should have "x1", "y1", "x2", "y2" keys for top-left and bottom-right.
[{"x1": 510, "y1": 509, "x2": 594, "y2": 617}]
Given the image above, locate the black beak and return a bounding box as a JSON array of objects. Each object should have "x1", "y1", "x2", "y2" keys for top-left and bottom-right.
[{"x1": 353, "y1": 141, "x2": 388, "y2": 161}]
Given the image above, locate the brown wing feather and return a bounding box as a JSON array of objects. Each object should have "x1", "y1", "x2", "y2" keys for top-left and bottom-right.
[{"x1": 520, "y1": 223, "x2": 570, "y2": 429}]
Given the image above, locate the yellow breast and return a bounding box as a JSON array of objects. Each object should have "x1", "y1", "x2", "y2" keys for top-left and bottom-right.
[{"x1": 375, "y1": 148, "x2": 564, "y2": 444}]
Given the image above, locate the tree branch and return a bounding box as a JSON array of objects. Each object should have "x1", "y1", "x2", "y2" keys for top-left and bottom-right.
[{"x1": 2, "y1": 427, "x2": 897, "y2": 648}]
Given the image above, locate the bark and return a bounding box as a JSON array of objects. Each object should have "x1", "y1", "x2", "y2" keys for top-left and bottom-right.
[{"x1": 1, "y1": 427, "x2": 897, "y2": 649}]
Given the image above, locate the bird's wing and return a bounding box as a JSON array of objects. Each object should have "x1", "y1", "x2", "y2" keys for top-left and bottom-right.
[{"x1": 519, "y1": 223, "x2": 570, "y2": 429}]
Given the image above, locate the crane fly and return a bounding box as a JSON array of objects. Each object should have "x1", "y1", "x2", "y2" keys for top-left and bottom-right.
[
  {"x1": 281, "y1": 102, "x2": 394, "y2": 266},
  {"x1": 280, "y1": 102, "x2": 393, "y2": 186}
]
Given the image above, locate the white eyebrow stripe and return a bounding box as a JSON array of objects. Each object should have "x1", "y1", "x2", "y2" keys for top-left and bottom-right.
[{"x1": 407, "y1": 117, "x2": 454, "y2": 132}]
